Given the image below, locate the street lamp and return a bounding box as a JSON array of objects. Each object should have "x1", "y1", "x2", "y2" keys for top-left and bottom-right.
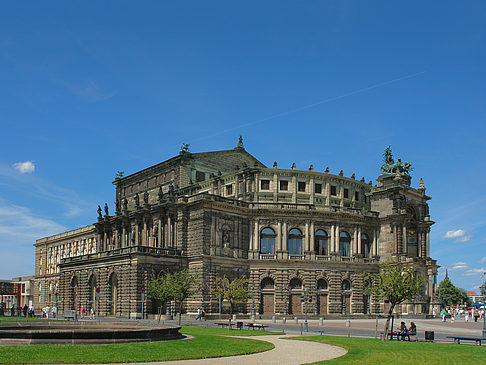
[
  {"x1": 303, "y1": 286, "x2": 309, "y2": 333},
  {"x1": 74, "y1": 284, "x2": 78, "y2": 321},
  {"x1": 251, "y1": 282, "x2": 255, "y2": 321}
]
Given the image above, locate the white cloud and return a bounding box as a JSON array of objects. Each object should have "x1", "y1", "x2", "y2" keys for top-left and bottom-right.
[
  {"x1": 462, "y1": 268, "x2": 486, "y2": 277},
  {"x1": 480, "y1": 257, "x2": 486, "y2": 264},
  {"x1": 443, "y1": 229, "x2": 472, "y2": 242},
  {"x1": 451, "y1": 262, "x2": 468, "y2": 270},
  {"x1": 12, "y1": 161, "x2": 35, "y2": 174}
]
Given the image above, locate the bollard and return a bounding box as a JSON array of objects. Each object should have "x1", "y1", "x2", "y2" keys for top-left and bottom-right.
[
  {"x1": 251, "y1": 314, "x2": 256, "y2": 322},
  {"x1": 232, "y1": 314, "x2": 236, "y2": 321},
  {"x1": 282, "y1": 317, "x2": 286, "y2": 324},
  {"x1": 319, "y1": 317, "x2": 323, "y2": 326},
  {"x1": 346, "y1": 320, "x2": 350, "y2": 327},
  {"x1": 294, "y1": 317, "x2": 299, "y2": 324},
  {"x1": 272, "y1": 316, "x2": 276, "y2": 323}
]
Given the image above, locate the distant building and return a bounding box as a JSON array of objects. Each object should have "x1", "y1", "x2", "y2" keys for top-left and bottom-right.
[
  {"x1": 34, "y1": 139, "x2": 439, "y2": 318},
  {"x1": 465, "y1": 291, "x2": 482, "y2": 304}
]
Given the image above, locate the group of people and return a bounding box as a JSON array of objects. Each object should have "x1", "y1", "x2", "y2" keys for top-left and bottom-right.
[
  {"x1": 437, "y1": 307, "x2": 485, "y2": 323},
  {"x1": 9, "y1": 304, "x2": 34, "y2": 317},
  {"x1": 195, "y1": 307, "x2": 206, "y2": 321},
  {"x1": 393, "y1": 321, "x2": 416, "y2": 340},
  {"x1": 79, "y1": 305, "x2": 95, "y2": 319}
]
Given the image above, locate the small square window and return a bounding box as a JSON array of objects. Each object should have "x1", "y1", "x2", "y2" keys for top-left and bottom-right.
[
  {"x1": 195, "y1": 171, "x2": 205, "y2": 182},
  {"x1": 298, "y1": 182, "x2": 306, "y2": 192},
  {"x1": 314, "y1": 183, "x2": 322, "y2": 194},
  {"x1": 280, "y1": 180, "x2": 288, "y2": 191},
  {"x1": 355, "y1": 191, "x2": 359, "y2": 201},
  {"x1": 226, "y1": 184, "x2": 233, "y2": 195},
  {"x1": 344, "y1": 188, "x2": 349, "y2": 199},
  {"x1": 261, "y1": 180, "x2": 270, "y2": 190},
  {"x1": 330, "y1": 186, "x2": 337, "y2": 196}
]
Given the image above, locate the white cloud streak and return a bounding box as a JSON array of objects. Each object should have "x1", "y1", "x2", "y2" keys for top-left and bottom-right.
[
  {"x1": 462, "y1": 268, "x2": 486, "y2": 277},
  {"x1": 480, "y1": 257, "x2": 486, "y2": 264},
  {"x1": 443, "y1": 229, "x2": 472, "y2": 242},
  {"x1": 13, "y1": 161, "x2": 35, "y2": 174}
]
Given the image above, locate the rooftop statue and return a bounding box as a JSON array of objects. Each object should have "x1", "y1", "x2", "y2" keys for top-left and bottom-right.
[
  {"x1": 237, "y1": 135, "x2": 244, "y2": 149},
  {"x1": 380, "y1": 146, "x2": 414, "y2": 175},
  {"x1": 180, "y1": 143, "x2": 190, "y2": 153}
]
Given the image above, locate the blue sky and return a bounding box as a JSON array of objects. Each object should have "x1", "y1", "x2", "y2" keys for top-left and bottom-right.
[{"x1": 1, "y1": 1, "x2": 485, "y2": 291}]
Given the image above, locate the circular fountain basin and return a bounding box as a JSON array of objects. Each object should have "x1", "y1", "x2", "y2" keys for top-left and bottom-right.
[{"x1": 0, "y1": 321, "x2": 182, "y2": 345}]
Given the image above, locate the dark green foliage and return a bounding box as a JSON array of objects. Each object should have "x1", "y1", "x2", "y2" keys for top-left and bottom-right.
[{"x1": 438, "y1": 277, "x2": 472, "y2": 307}]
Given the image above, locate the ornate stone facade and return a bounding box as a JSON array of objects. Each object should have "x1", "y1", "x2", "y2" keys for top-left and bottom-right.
[{"x1": 34, "y1": 141, "x2": 439, "y2": 318}]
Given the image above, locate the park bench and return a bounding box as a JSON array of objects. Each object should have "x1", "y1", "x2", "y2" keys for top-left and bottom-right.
[
  {"x1": 388, "y1": 331, "x2": 417, "y2": 341},
  {"x1": 245, "y1": 323, "x2": 267, "y2": 330},
  {"x1": 63, "y1": 310, "x2": 75, "y2": 320},
  {"x1": 215, "y1": 322, "x2": 234, "y2": 328},
  {"x1": 447, "y1": 336, "x2": 486, "y2": 345}
]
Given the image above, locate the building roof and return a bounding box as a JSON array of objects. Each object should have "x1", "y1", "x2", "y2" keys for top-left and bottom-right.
[{"x1": 465, "y1": 291, "x2": 479, "y2": 296}]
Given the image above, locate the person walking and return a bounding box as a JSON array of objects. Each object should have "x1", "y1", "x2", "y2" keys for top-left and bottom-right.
[
  {"x1": 90, "y1": 307, "x2": 95, "y2": 320},
  {"x1": 196, "y1": 307, "x2": 202, "y2": 320}
]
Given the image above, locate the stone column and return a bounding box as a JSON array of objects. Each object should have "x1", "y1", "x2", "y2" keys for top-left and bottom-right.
[
  {"x1": 254, "y1": 173, "x2": 259, "y2": 202},
  {"x1": 402, "y1": 225, "x2": 407, "y2": 255},
  {"x1": 291, "y1": 175, "x2": 297, "y2": 203},
  {"x1": 353, "y1": 227, "x2": 358, "y2": 256},
  {"x1": 309, "y1": 177, "x2": 315, "y2": 204},
  {"x1": 357, "y1": 226, "x2": 362, "y2": 255},
  {"x1": 310, "y1": 221, "x2": 315, "y2": 256},
  {"x1": 253, "y1": 220, "x2": 259, "y2": 251},
  {"x1": 277, "y1": 221, "x2": 282, "y2": 251},
  {"x1": 282, "y1": 221, "x2": 288, "y2": 253},
  {"x1": 330, "y1": 224, "x2": 335, "y2": 253},
  {"x1": 335, "y1": 225, "x2": 340, "y2": 253},
  {"x1": 426, "y1": 227, "x2": 430, "y2": 258},
  {"x1": 157, "y1": 217, "x2": 162, "y2": 248},
  {"x1": 249, "y1": 219, "x2": 254, "y2": 251},
  {"x1": 373, "y1": 229, "x2": 378, "y2": 256},
  {"x1": 305, "y1": 221, "x2": 310, "y2": 253},
  {"x1": 167, "y1": 215, "x2": 172, "y2": 247},
  {"x1": 273, "y1": 173, "x2": 278, "y2": 202},
  {"x1": 143, "y1": 219, "x2": 148, "y2": 246}
]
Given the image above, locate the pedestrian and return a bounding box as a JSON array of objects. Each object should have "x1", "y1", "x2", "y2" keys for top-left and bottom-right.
[
  {"x1": 201, "y1": 308, "x2": 206, "y2": 321},
  {"x1": 196, "y1": 307, "x2": 202, "y2": 320},
  {"x1": 465, "y1": 311, "x2": 469, "y2": 322},
  {"x1": 45, "y1": 305, "x2": 50, "y2": 319},
  {"x1": 23, "y1": 304, "x2": 28, "y2": 317},
  {"x1": 90, "y1": 307, "x2": 95, "y2": 320},
  {"x1": 432, "y1": 308, "x2": 436, "y2": 318},
  {"x1": 474, "y1": 311, "x2": 479, "y2": 322}
]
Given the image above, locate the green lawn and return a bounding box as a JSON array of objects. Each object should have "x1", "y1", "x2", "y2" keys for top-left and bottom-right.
[
  {"x1": 0, "y1": 326, "x2": 281, "y2": 364},
  {"x1": 0, "y1": 316, "x2": 51, "y2": 322},
  {"x1": 293, "y1": 336, "x2": 486, "y2": 365}
]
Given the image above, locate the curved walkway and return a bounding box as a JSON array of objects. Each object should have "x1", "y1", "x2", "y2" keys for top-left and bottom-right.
[{"x1": 118, "y1": 335, "x2": 347, "y2": 365}]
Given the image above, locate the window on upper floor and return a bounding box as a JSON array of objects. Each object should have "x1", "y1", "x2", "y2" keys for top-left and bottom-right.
[
  {"x1": 361, "y1": 233, "x2": 371, "y2": 258},
  {"x1": 260, "y1": 228, "x2": 276, "y2": 254},
  {"x1": 339, "y1": 231, "x2": 351, "y2": 257},
  {"x1": 195, "y1": 171, "x2": 205, "y2": 182},
  {"x1": 315, "y1": 183, "x2": 322, "y2": 194},
  {"x1": 226, "y1": 184, "x2": 233, "y2": 195},
  {"x1": 288, "y1": 228, "x2": 303, "y2": 255},
  {"x1": 355, "y1": 191, "x2": 359, "y2": 201},
  {"x1": 344, "y1": 188, "x2": 349, "y2": 199},
  {"x1": 261, "y1": 179, "x2": 270, "y2": 190},
  {"x1": 330, "y1": 185, "x2": 337, "y2": 196},
  {"x1": 314, "y1": 229, "x2": 328, "y2": 255},
  {"x1": 280, "y1": 180, "x2": 288, "y2": 191},
  {"x1": 298, "y1": 182, "x2": 306, "y2": 192}
]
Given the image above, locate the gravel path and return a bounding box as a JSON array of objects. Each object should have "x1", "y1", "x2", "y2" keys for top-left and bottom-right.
[{"x1": 118, "y1": 335, "x2": 346, "y2": 365}]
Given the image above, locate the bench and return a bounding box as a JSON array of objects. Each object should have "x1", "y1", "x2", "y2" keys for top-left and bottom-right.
[
  {"x1": 245, "y1": 323, "x2": 267, "y2": 331},
  {"x1": 388, "y1": 332, "x2": 417, "y2": 341},
  {"x1": 447, "y1": 336, "x2": 486, "y2": 345},
  {"x1": 63, "y1": 310, "x2": 75, "y2": 320},
  {"x1": 215, "y1": 322, "x2": 234, "y2": 328}
]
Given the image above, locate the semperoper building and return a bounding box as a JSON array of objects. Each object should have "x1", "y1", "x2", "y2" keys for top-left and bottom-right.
[{"x1": 34, "y1": 139, "x2": 439, "y2": 318}]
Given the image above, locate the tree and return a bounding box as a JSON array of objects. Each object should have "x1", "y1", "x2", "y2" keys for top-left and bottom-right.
[
  {"x1": 210, "y1": 275, "x2": 252, "y2": 318},
  {"x1": 146, "y1": 269, "x2": 198, "y2": 325},
  {"x1": 438, "y1": 277, "x2": 472, "y2": 307},
  {"x1": 363, "y1": 261, "x2": 424, "y2": 341}
]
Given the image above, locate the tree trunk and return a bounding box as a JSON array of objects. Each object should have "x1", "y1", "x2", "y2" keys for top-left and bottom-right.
[
  {"x1": 178, "y1": 302, "x2": 182, "y2": 326},
  {"x1": 382, "y1": 304, "x2": 395, "y2": 341},
  {"x1": 157, "y1": 305, "x2": 163, "y2": 323}
]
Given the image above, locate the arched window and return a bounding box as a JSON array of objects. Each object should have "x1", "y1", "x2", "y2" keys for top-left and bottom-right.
[
  {"x1": 88, "y1": 275, "x2": 97, "y2": 310},
  {"x1": 109, "y1": 273, "x2": 118, "y2": 315},
  {"x1": 341, "y1": 279, "x2": 351, "y2": 291},
  {"x1": 361, "y1": 233, "x2": 371, "y2": 258},
  {"x1": 314, "y1": 230, "x2": 328, "y2": 255},
  {"x1": 290, "y1": 278, "x2": 302, "y2": 290},
  {"x1": 261, "y1": 277, "x2": 274, "y2": 290},
  {"x1": 260, "y1": 228, "x2": 275, "y2": 254},
  {"x1": 339, "y1": 231, "x2": 350, "y2": 257},
  {"x1": 288, "y1": 228, "x2": 303, "y2": 255},
  {"x1": 317, "y1": 279, "x2": 328, "y2": 290}
]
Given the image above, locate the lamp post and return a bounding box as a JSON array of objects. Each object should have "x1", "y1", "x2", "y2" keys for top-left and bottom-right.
[
  {"x1": 303, "y1": 286, "x2": 309, "y2": 333},
  {"x1": 251, "y1": 282, "x2": 255, "y2": 321},
  {"x1": 283, "y1": 286, "x2": 288, "y2": 316}
]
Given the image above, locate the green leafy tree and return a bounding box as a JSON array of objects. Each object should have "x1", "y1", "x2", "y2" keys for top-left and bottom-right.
[
  {"x1": 363, "y1": 261, "x2": 424, "y2": 341},
  {"x1": 438, "y1": 277, "x2": 472, "y2": 307},
  {"x1": 146, "y1": 271, "x2": 172, "y2": 322},
  {"x1": 210, "y1": 275, "x2": 252, "y2": 317},
  {"x1": 146, "y1": 269, "x2": 198, "y2": 325}
]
